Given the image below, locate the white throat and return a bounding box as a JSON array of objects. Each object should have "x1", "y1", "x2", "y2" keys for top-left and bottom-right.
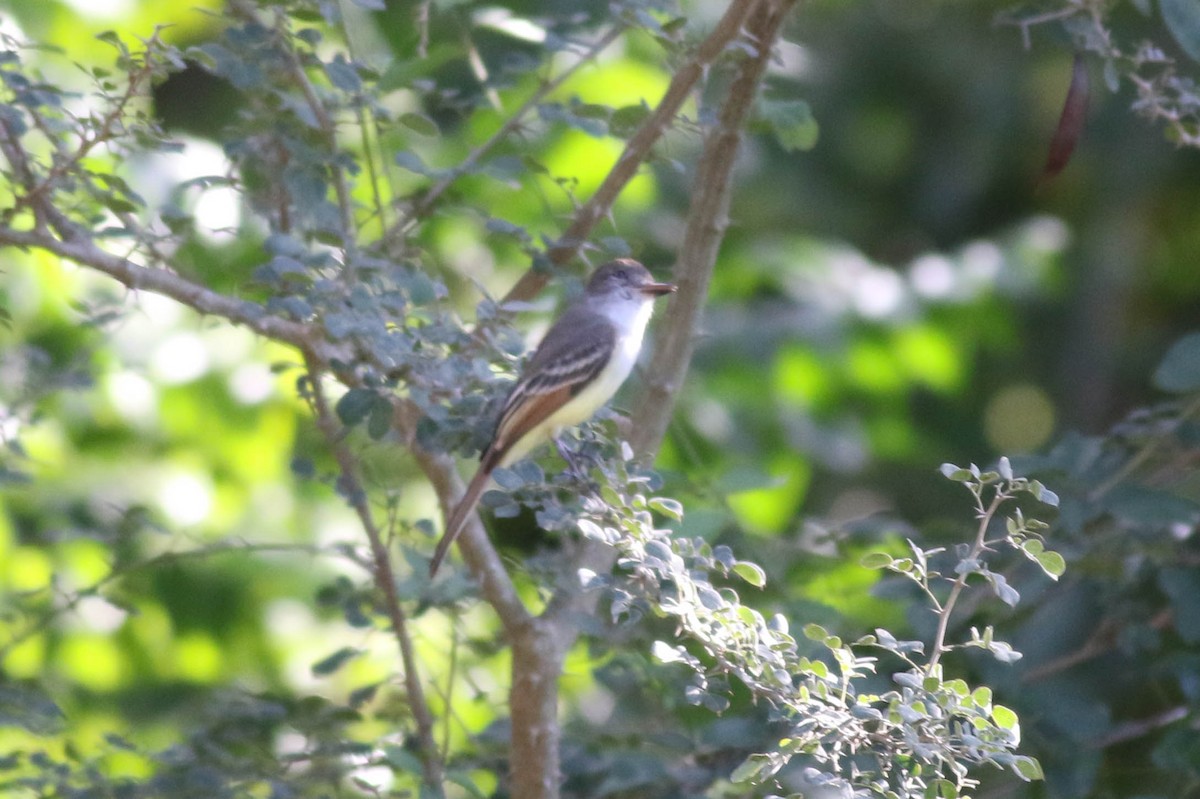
[{"x1": 590, "y1": 291, "x2": 656, "y2": 340}]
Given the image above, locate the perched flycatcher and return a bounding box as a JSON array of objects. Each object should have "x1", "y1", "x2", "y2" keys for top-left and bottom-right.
[{"x1": 429, "y1": 258, "x2": 676, "y2": 575}]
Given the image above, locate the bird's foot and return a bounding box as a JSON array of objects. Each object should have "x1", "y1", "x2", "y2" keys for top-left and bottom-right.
[{"x1": 554, "y1": 437, "x2": 598, "y2": 483}]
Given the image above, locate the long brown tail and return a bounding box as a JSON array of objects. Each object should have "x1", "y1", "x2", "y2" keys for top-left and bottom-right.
[{"x1": 429, "y1": 460, "x2": 495, "y2": 576}]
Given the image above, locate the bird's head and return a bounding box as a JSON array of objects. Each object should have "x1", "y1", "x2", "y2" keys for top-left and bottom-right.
[{"x1": 585, "y1": 258, "x2": 676, "y2": 301}]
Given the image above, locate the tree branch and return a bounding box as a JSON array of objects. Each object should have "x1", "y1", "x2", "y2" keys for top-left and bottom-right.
[
  {"x1": 1091, "y1": 704, "x2": 1188, "y2": 749},
  {"x1": 1022, "y1": 607, "x2": 1173, "y2": 683},
  {"x1": 386, "y1": 24, "x2": 628, "y2": 242},
  {"x1": 0, "y1": 225, "x2": 344, "y2": 355},
  {"x1": 0, "y1": 540, "x2": 332, "y2": 667},
  {"x1": 305, "y1": 362, "x2": 445, "y2": 794},
  {"x1": 544, "y1": 0, "x2": 797, "y2": 627},
  {"x1": 391, "y1": 400, "x2": 532, "y2": 634},
  {"x1": 519, "y1": 4, "x2": 796, "y2": 798},
  {"x1": 629, "y1": 0, "x2": 795, "y2": 456},
  {"x1": 927, "y1": 491, "x2": 1005, "y2": 672},
  {"x1": 502, "y1": 0, "x2": 764, "y2": 303}
]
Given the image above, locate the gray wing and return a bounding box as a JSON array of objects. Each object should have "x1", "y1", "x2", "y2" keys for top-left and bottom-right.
[{"x1": 489, "y1": 308, "x2": 616, "y2": 451}]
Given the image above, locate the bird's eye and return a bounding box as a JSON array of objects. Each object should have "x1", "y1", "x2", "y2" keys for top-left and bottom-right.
[{"x1": 615, "y1": 269, "x2": 627, "y2": 280}]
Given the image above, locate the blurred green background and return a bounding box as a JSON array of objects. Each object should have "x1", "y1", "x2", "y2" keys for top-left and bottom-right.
[{"x1": 4, "y1": 0, "x2": 1200, "y2": 796}]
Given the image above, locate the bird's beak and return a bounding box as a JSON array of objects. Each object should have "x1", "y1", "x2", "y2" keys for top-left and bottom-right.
[{"x1": 640, "y1": 280, "x2": 677, "y2": 296}]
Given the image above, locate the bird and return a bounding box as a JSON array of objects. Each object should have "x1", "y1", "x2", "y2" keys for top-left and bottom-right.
[{"x1": 429, "y1": 258, "x2": 676, "y2": 576}]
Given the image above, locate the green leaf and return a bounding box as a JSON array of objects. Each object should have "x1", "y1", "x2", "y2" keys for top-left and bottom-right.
[
  {"x1": 399, "y1": 111, "x2": 439, "y2": 137},
  {"x1": 0, "y1": 685, "x2": 64, "y2": 734},
  {"x1": 991, "y1": 703, "x2": 1019, "y2": 730},
  {"x1": 939, "y1": 463, "x2": 974, "y2": 482},
  {"x1": 696, "y1": 585, "x2": 724, "y2": 610},
  {"x1": 384, "y1": 744, "x2": 423, "y2": 773},
  {"x1": 730, "y1": 752, "x2": 776, "y2": 784},
  {"x1": 1035, "y1": 550, "x2": 1066, "y2": 579},
  {"x1": 651, "y1": 640, "x2": 686, "y2": 664},
  {"x1": 95, "y1": 30, "x2": 128, "y2": 55},
  {"x1": 336, "y1": 388, "x2": 377, "y2": 426},
  {"x1": 324, "y1": 55, "x2": 362, "y2": 93},
  {"x1": 758, "y1": 99, "x2": 819, "y2": 152},
  {"x1": 986, "y1": 571, "x2": 1020, "y2": 607},
  {"x1": 367, "y1": 396, "x2": 392, "y2": 440},
  {"x1": 1027, "y1": 480, "x2": 1060, "y2": 506},
  {"x1": 997, "y1": 455, "x2": 1013, "y2": 480},
  {"x1": 987, "y1": 639, "x2": 1023, "y2": 663},
  {"x1": 493, "y1": 501, "x2": 521, "y2": 519},
  {"x1": 348, "y1": 683, "x2": 380, "y2": 708},
  {"x1": 860, "y1": 552, "x2": 894, "y2": 569},
  {"x1": 610, "y1": 103, "x2": 651, "y2": 135},
  {"x1": 1154, "y1": 332, "x2": 1200, "y2": 392},
  {"x1": 1012, "y1": 755, "x2": 1045, "y2": 781},
  {"x1": 492, "y1": 467, "x2": 524, "y2": 490},
  {"x1": 402, "y1": 270, "x2": 439, "y2": 305},
  {"x1": 925, "y1": 778, "x2": 958, "y2": 799},
  {"x1": 312, "y1": 647, "x2": 360, "y2": 676},
  {"x1": 396, "y1": 151, "x2": 440, "y2": 176},
  {"x1": 264, "y1": 232, "x2": 307, "y2": 258},
  {"x1": 1161, "y1": 0, "x2": 1200, "y2": 62},
  {"x1": 512, "y1": 459, "x2": 543, "y2": 485},
  {"x1": 732, "y1": 561, "x2": 766, "y2": 588},
  {"x1": 803, "y1": 623, "x2": 828, "y2": 642},
  {"x1": 1160, "y1": 568, "x2": 1200, "y2": 642},
  {"x1": 758, "y1": 97, "x2": 816, "y2": 151},
  {"x1": 648, "y1": 496, "x2": 683, "y2": 520},
  {"x1": 444, "y1": 771, "x2": 487, "y2": 799}
]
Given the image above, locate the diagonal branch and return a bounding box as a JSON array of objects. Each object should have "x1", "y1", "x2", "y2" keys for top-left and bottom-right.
[
  {"x1": 525, "y1": 5, "x2": 796, "y2": 798},
  {"x1": 385, "y1": 24, "x2": 628, "y2": 242},
  {"x1": 502, "y1": 0, "x2": 764, "y2": 304},
  {"x1": 390, "y1": 400, "x2": 532, "y2": 633},
  {"x1": 305, "y1": 361, "x2": 445, "y2": 793},
  {"x1": 0, "y1": 224, "x2": 333, "y2": 353},
  {"x1": 630, "y1": 0, "x2": 797, "y2": 456}
]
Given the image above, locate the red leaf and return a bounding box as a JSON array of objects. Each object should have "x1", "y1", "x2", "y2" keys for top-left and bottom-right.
[{"x1": 1039, "y1": 53, "x2": 1089, "y2": 187}]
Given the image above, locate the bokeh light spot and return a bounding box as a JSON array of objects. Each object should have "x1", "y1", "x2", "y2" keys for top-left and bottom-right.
[
  {"x1": 984, "y1": 384, "x2": 1055, "y2": 453},
  {"x1": 157, "y1": 471, "x2": 214, "y2": 527}
]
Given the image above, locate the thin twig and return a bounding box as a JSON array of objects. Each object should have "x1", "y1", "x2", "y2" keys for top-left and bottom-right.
[
  {"x1": 305, "y1": 361, "x2": 445, "y2": 794},
  {"x1": 238, "y1": 4, "x2": 359, "y2": 273},
  {"x1": 996, "y1": 4, "x2": 1082, "y2": 51},
  {"x1": 545, "y1": 0, "x2": 795, "y2": 628},
  {"x1": 1091, "y1": 704, "x2": 1188, "y2": 749},
  {"x1": 387, "y1": 25, "x2": 626, "y2": 240},
  {"x1": 441, "y1": 611, "x2": 459, "y2": 759},
  {"x1": 389, "y1": 399, "x2": 531, "y2": 633},
  {"x1": 630, "y1": 0, "x2": 791, "y2": 456},
  {"x1": 10, "y1": 44, "x2": 154, "y2": 218},
  {"x1": 357, "y1": 104, "x2": 390, "y2": 237},
  {"x1": 1022, "y1": 607, "x2": 1172, "y2": 683},
  {"x1": 1090, "y1": 393, "x2": 1200, "y2": 500},
  {"x1": 0, "y1": 540, "x2": 332, "y2": 665},
  {"x1": 927, "y1": 491, "x2": 1006, "y2": 671},
  {"x1": 0, "y1": 224, "x2": 338, "y2": 357},
  {"x1": 462, "y1": 25, "x2": 502, "y2": 112},
  {"x1": 503, "y1": 0, "x2": 763, "y2": 303},
  {"x1": 416, "y1": 0, "x2": 430, "y2": 59}
]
